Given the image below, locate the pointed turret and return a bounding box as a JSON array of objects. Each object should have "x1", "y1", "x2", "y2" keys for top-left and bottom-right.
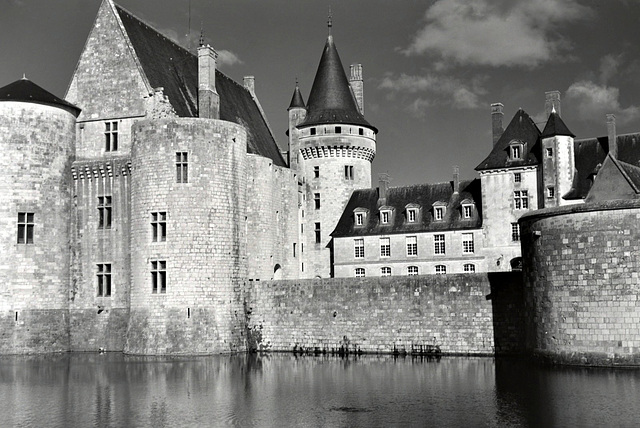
[
  {"x1": 541, "y1": 110, "x2": 575, "y2": 139},
  {"x1": 288, "y1": 82, "x2": 305, "y2": 110},
  {"x1": 541, "y1": 105, "x2": 575, "y2": 208}
]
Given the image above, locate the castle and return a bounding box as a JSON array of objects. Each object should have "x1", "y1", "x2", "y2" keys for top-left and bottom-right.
[{"x1": 2, "y1": 0, "x2": 640, "y2": 362}]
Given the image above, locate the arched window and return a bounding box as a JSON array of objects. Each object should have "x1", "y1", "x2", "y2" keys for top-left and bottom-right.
[
  {"x1": 355, "y1": 268, "x2": 365, "y2": 278},
  {"x1": 463, "y1": 263, "x2": 475, "y2": 273},
  {"x1": 435, "y1": 265, "x2": 447, "y2": 275},
  {"x1": 381, "y1": 267, "x2": 391, "y2": 277},
  {"x1": 407, "y1": 266, "x2": 419, "y2": 276}
]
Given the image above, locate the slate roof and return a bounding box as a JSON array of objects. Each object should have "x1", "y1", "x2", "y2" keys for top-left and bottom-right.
[
  {"x1": 565, "y1": 133, "x2": 640, "y2": 199},
  {"x1": 297, "y1": 35, "x2": 376, "y2": 132},
  {"x1": 331, "y1": 179, "x2": 482, "y2": 238},
  {"x1": 476, "y1": 109, "x2": 541, "y2": 171},
  {"x1": 0, "y1": 78, "x2": 81, "y2": 116},
  {"x1": 541, "y1": 112, "x2": 575, "y2": 138},
  {"x1": 115, "y1": 4, "x2": 286, "y2": 167},
  {"x1": 288, "y1": 83, "x2": 305, "y2": 110}
]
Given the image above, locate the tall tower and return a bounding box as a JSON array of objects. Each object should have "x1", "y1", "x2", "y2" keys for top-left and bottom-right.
[
  {"x1": 540, "y1": 105, "x2": 575, "y2": 208},
  {"x1": 290, "y1": 20, "x2": 378, "y2": 278}
]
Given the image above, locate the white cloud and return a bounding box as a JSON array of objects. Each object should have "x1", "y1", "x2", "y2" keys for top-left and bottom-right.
[
  {"x1": 216, "y1": 49, "x2": 243, "y2": 67},
  {"x1": 566, "y1": 80, "x2": 640, "y2": 125},
  {"x1": 403, "y1": 0, "x2": 592, "y2": 67}
]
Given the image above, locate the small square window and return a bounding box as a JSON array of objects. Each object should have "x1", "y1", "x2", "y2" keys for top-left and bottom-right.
[
  {"x1": 514, "y1": 173, "x2": 521, "y2": 183},
  {"x1": 547, "y1": 187, "x2": 555, "y2": 198},
  {"x1": 335, "y1": 126, "x2": 342, "y2": 134},
  {"x1": 358, "y1": 128, "x2": 364, "y2": 136},
  {"x1": 310, "y1": 128, "x2": 316, "y2": 136},
  {"x1": 546, "y1": 147, "x2": 553, "y2": 157}
]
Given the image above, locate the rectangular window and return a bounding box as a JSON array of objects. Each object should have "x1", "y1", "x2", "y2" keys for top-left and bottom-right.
[
  {"x1": 97, "y1": 263, "x2": 112, "y2": 297},
  {"x1": 176, "y1": 152, "x2": 188, "y2": 183},
  {"x1": 462, "y1": 233, "x2": 474, "y2": 254},
  {"x1": 381, "y1": 267, "x2": 391, "y2": 277},
  {"x1": 17, "y1": 212, "x2": 34, "y2": 244},
  {"x1": 315, "y1": 222, "x2": 321, "y2": 243},
  {"x1": 434, "y1": 234, "x2": 445, "y2": 255},
  {"x1": 314, "y1": 193, "x2": 320, "y2": 209},
  {"x1": 547, "y1": 187, "x2": 555, "y2": 199},
  {"x1": 355, "y1": 212, "x2": 364, "y2": 226},
  {"x1": 406, "y1": 236, "x2": 417, "y2": 256},
  {"x1": 314, "y1": 166, "x2": 319, "y2": 178},
  {"x1": 511, "y1": 223, "x2": 520, "y2": 242},
  {"x1": 380, "y1": 237, "x2": 391, "y2": 257},
  {"x1": 463, "y1": 205, "x2": 472, "y2": 219},
  {"x1": 407, "y1": 266, "x2": 419, "y2": 276},
  {"x1": 98, "y1": 196, "x2": 112, "y2": 229},
  {"x1": 355, "y1": 268, "x2": 365, "y2": 278},
  {"x1": 435, "y1": 265, "x2": 447, "y2": 275},
  {"x1": 546, "y1": 147, "x2": 553, "y2": 157},
  {"x1": 310, "y1": 128, "x2": 316, "y2": 136},
  {"x1": 354, "y1": 239, "x2": 364, "y2": 258},
  {"x1": 151, "y1": 212, "x2": 167, "y2": 242},
  {"x1": 511, "y1": 145, "x2": 521, "y2": 159},
  {"x1": 381, "y1": 211, "x2": 390, "y2": 224},
  {"x1": 293, "y1": 243, "x2": 297, "y2": 258},
  {"x1": 151, "y1": 260, "x2": 167, "y2": 294},
  {"x1": 105, "y1": 121, "x2": 118, "y2": 152},
  {"x1": 464, "y1": 264, "x2": 476, "y2": 273},
  {"x1": 344, "y1": 165, "x2": 354, "y2": 180},
  {"x1": 514, "y1": 190, "x2": 529, "y2": 210},
  {"x1": 358, "y1": 128, "x2": 364, "y2": 136},
  {"x1": 514, "y1": 173, "x2": 522, "y2": 183},
  {"x1": 434, "y1": 207, "x2": 444, "y2": 220},
  {"x1": 407, "y1": 208, "x2": 417, "y2": 222}
]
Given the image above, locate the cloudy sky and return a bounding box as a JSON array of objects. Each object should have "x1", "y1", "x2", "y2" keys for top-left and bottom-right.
[{"x1": 2, "y1": 0, "x2": 640, "y2": 186}]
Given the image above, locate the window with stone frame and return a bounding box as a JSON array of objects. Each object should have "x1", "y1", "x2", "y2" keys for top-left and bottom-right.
[
  {"x1": 514, "y1": 190, "x2": 529, "y2": 209},
  {"x1": 176, "y1": 152, "x2": 188, "y2": 183},
  {"x1": 355, "y1": 267, "x2": 365, "y2": 278},
  {"x1": 514, "y1": 172, "x2": 522, "y2": 183},
  {"x1": 314, "y1": 222, "x2": 321, "y2": 243},
  {"x1": 464, "y1": 263, "x2": 476, "y2": 273},
  {"x1": 511, "y1": 223, "x2": 520, "y2": 242},
  {"x1": 381, "y1": 267, "x2": 391, "y2": 277},
  {"x1": 435, "y1": 265, "x2": 447, "y2": 274},
  {"x1": 17, "y1": 212, "x2": 34, "y2": 244},
  {"x1": 98, "y1": 196, "x2": 112, "y2": 229},
  {"x1": 407, "y1": 266, "x2": 419, "y2": 276},
  {"x1": 355, "y1": 212, "x2": 364, "y2": 226},
  {"x1": 105, "y1": 121, "x2": 118, "y2": 152},
  {"x1": 151, "y1": 212, "x2": 167, "y2": 242},
  {"x1": 354, "y1": 238, "x2": 364, "y2": 258},
  {"x1": 462, "y1": 233, "x2": 474, "y2": 254},
  {"x1": 151, "y1": 260, "x2": 167, "y2": 294},
  {"x1": 434, "y1": 206, "x2": 445, "y2": 221},
  {"x1": 462, "y1": 204, "x2": 473, "y2": 219},
  {"x1": 407, "y1": 208, "x2": 417, "y2": 223},
  {"x1": 380, "y1": 209, "x2": 391, "y2": 224},
  {"x1": 434, "y1": 234, "x2": 445, "y2": 255},
  {"x1": 97, "y1": 263, "x2": 112, "y2": 297},
  {"x1": 344, "y1": 165, "x2": 354, "y2": 180},
  {"x1": 546, "y1": 147, "x2": 553, "y2": 157},
  {"x1": 510, "y1": 142, "x2": 523, "y2": 160},
  {"x1": 380, "y1": 237, "x2": 391, "y2": 257},
  {"x1": 406, "y1": 236, "x2": 417, "y2": 256}
]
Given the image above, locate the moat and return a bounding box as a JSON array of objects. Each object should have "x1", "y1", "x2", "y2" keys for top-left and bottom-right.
[{"x1": 1, "y1": 353, "x2": 639, "y2": 427}]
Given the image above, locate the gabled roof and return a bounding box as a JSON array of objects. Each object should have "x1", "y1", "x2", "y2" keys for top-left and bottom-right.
[
  {"x1": 114, "y1": 4, "x2": 286, "y2": 167},
  {"x1": 331, "y1": 179, "x2": 482, "y2": 238},
  {"x1": 288, "y1": 83, "x2": 305, "y2": 110},
  {"x1": 476, "y1": 109, "x2": 541, "y2": 171},
  {"x1": 297, "y1": 35, "x2": 376, "y2": 132},
  {"x1": 0, "y1": 78, "x2": 81, "y2": 116},
  {"x1": 541, "y1": 112, "x2": 575, "y2": 138},
  {"x1": 584, "y1": 154, "x2": 640, "y2": 202},
  {"x1": 564, "y1": 132, "x2": 640, "y2": 200}
]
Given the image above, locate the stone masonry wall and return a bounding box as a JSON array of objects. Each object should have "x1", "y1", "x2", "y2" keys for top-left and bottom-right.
[
  {"x1": 520, "y1": 201, "x2": 640, "y2": 366},
  {"x1": 246, "y1": 272, "x2": 523, "y2": 355}
]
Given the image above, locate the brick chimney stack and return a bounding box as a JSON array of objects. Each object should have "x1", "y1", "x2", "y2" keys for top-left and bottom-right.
[
  {"x1": 378, "y1": 173, "x2": 390, "y2": 202},
  {"x1": 198, "y1": 44, "x2": 220, "y2": 119},
  {"x1": 607, "y1": 114, "x2": 617, "y2": 159},
  {"x1": 453, "y1": 165, "x2": 460, "y2": 194},
  {"x1": 491, "y1": 103, "x2": 504, "y2": 146},
  {"x1": 545, "y1": 91, "x2": 561, "y2": 118},
  {"x1": 349, "y1": 64, "x2": 364, "y2": 115}
]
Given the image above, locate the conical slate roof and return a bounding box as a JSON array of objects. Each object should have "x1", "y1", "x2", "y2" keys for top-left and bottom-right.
[
  {"x1": 288, "y1": 83, "x2": 305, "y2": 110},
  {"x1": 541, "y1": 111, "x2": 575, "y2": 138},
  {"x1": 0, "y1": 78, "x2": 81, "y2": 116},
  {"x1": 298, "y1": 35, "x2": 376, "y2": 132}
]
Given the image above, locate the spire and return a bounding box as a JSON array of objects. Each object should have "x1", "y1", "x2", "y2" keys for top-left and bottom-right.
[
  {"x1": 327, "y1": 6, "x2": 332, "y2": 37},
  {"x1": 198, "y1": 27, "x2": 204, "y2": 47},
  {"x1": 541, "y1": 111, "x2": 575, "y2": 138},
  {"x1": 288, "y1": 80, "x2": 305, "y2": 110}
]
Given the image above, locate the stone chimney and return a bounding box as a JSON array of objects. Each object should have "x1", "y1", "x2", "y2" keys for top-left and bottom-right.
[
  {"x1": 378, "y1": 173, "x2": 390, "y2": 202},
  {"x1": 243, "y1": 76, "x2": 255, "y2": 97},
  {"x1": 545, "y1": 91, "x2": 561, "y2": 118},
  {"x1": 198, "y1": 44, "x2": 220, "y2": 119},
  {"x1": 452, "y1": 165, "x2": 460, "y2": 194},
  {"x1": 607, "y1": 114, "x2": 617, "y2": 159},
  {"x1": 349, "y1": 64, "x2": 364, "y2": 115},
  {"x1": 491, "y1": 103, "x2": 504, "y2": 146}
]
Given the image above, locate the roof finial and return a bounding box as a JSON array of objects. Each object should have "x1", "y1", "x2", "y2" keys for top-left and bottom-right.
[
  {"x1": 327, "y1": 6, "x2": 332, "y2": 35},
  {"x1": 295, "y1": 76, "x2": 299, "y2": 87},
  {"x1": 198, "y1": 25, "x2": 204, "y2": 47},
  {"x1": 22, "y1": 73, "x2": 27, "y2": 80},
  {"x1": 551, "y1": 104, "x2": 556, "y2": 114}
]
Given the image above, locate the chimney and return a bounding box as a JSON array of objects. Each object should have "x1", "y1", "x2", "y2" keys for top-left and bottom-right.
[
  {"x1": 452, "y1": 165, "x2": 460, "y2": 194},
  {"x1": 545, "y1": 91, "x2": 561, "y2": 118},
  {"x1": 378, "y1": 173, "x2": 390, "y2": 202},
  {"x1": 198, "y1": 44, "x2": 220, "y2": 119},
  {"x1": 243, "y1": 76, "x2": 255, "y2": 97},
  {"x1": 491, "y1": 103, "x2": 504, "y2": 146},
  {"x1": 607, "y1": 114, "x2": 617, "y2": 159},
  {"x1": 349, "y1": 64, "x2": 364, "y2": 115}
]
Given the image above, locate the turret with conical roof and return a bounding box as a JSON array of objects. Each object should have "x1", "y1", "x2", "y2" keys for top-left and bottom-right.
[
  {"x1": 541, "y1": 108, "x2": 576, "y2": 208},
  {"x1": 288, "y1": 20, "x2": 377, "y2": 279}
]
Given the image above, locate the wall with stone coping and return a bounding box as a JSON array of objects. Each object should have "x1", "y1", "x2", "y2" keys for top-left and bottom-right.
[
  {"x1": 520, "y1": 200, "x2": 640, "y2": 366},
  {"x1": 246, "y1": 272, "x2": 523, "y2": 355}
]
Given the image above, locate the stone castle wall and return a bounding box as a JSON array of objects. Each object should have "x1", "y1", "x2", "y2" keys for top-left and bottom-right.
[
  {"x1": 520, "y1": 200, "x2": 640, "y2": 366},
  {"x1": 246, "y1": 272, "x2": 523, "y2": 355},
  {"x1": 126, "y1": 118, "x2": 248, "y2": 355},
  {"x1": 0, "y1": 101, "x2": 76, "y2": 354}
]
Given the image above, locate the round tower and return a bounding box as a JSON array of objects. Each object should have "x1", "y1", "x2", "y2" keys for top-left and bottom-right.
[
  {"x1": 293, "y1": 30, "x2": 377, "y2": 278},
  {"x1": 0, "y1": 78, "x2": 80, "y2": 353},
  {"x1": 126, "y1": 117, "x2": 248, "y2": 355}
]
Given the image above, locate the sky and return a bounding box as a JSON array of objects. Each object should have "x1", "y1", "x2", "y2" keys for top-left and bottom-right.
[{"x1": 2, "y1": 0, "x2": 640, "y2": 187}]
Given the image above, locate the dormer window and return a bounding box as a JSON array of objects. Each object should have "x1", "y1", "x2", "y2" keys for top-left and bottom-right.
[
  {"x1": 509, "y1": 141, "x2": 524, "y2": 160},
  {"x1": 407, "y1": 208, "x2": 417, "y2": 222},
  {"x1": 381, "y1": 210, "x2": 391, "y2": 224},
  {"x1": 432, "y1": 203, "x2": 446, "y2": 221},
  {"x1": 461, "y1": 199, "x2": 474, "y2": 219},
  {"x1": 353, "y1": 208, "x2": 369, "y2": 227},
  {"x1": 355, "y1": 212, "x2": 364, "y2": 226}
]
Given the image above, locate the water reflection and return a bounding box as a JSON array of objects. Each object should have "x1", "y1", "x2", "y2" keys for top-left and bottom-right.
[{"x1": 1, "y1": 353, "x2": 639, "y2": 427}]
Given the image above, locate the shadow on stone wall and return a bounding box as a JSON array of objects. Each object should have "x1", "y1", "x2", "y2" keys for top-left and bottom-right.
[{"x1": 488, "y1": 272, "x2": 525, "y2": 355}]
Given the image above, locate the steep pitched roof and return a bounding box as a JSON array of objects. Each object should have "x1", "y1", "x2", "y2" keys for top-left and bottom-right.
[
  {"x1": 476, "y1": 109, "x2": 541, "y2": 171},
  {"x1": 331, "y1": 179, "x2": 482, "y2": 238},
  {"x1": 288, "y1": 83, "x2": 305, "y2": 110},
  {"x1": 541, "y1": 112, "x2": 575, "y2": 138},
  {"x1": 584, "y1": 154, "x2": 640, "y2": 202},
  {"x1": 564, "y1": 132, "x2": 640, "y2": 200},
  {"x1": 114, "y1": 4, "x2": 286, "y2": 167},
  {"x1": 0, "y1": 78, "x2": 81, "y2": 116},
  {"x1": 297, "y1": 35, "x2": 376, "y2": 132}
]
